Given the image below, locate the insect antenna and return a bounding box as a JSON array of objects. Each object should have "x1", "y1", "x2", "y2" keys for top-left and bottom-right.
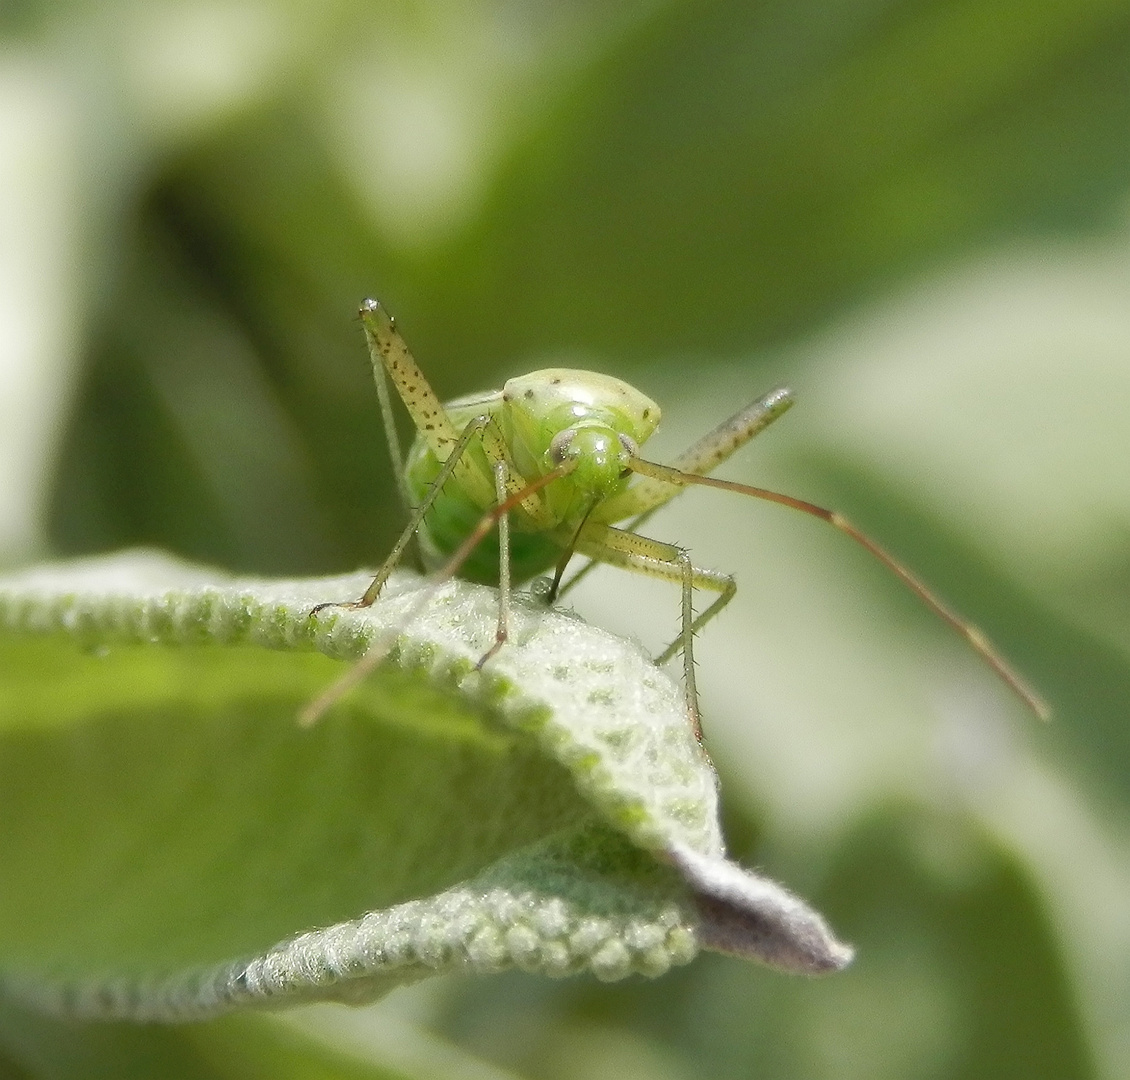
[
  {"x1": 300, "y1": 461, "x2": 577, "y2": 726},
  {"x1": 628, "y1": 456, "x2": 1051, "y2": 721}
]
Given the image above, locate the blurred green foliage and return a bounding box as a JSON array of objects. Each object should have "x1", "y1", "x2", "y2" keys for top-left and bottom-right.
[{"x1": 3, "y1": 0, "x2": 1130, "y2": 1077}]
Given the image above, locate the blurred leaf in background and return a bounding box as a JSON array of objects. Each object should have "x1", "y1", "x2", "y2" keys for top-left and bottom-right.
[{"x1": 2, "y1": 0, "x2": 1130, "y2": 1077}]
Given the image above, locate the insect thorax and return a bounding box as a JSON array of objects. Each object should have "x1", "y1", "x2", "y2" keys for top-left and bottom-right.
[
  {"x1": 500, "y1": 369, "x2": 661, "y2": 454},
  {"x1": 501, "y1": 367, "x2": 659, "y2": 490}
]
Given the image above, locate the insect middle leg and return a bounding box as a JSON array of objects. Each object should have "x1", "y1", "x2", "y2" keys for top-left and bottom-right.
[
  {"x1": 476, "y1": 458, "x2": 512, "y2": 668},
  {"x1": 575, "y1": 522, "x2": 736, "y2": 744}
]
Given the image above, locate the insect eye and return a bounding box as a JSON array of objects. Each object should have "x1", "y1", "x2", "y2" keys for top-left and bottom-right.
[{"x1": 548, "y1": 429, "x2": 577, "y2": 465}]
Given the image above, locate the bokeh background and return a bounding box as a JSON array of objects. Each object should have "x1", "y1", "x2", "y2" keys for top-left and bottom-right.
[{"x1": 3, "y1": 1, "x2": 1130, "y2": 1077}]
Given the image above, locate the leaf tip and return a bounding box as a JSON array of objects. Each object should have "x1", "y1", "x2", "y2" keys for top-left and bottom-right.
[{"x1": 667, "y1": 843, "x2": 853, "y2": 975}]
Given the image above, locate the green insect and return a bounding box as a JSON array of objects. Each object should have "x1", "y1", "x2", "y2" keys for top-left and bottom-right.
[{"x1": 306, "y1": 299, "x2": 1048, "y2": 734}]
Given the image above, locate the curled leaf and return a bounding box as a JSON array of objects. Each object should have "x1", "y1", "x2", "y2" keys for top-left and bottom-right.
[{"x1": 0, "y1": 551, "x2": 850, "y2": 1021}]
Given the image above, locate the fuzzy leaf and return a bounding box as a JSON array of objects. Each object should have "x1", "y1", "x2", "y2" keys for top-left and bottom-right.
[{"x1": 0, "y1": 551, "x2": 850, "y2": 1022}]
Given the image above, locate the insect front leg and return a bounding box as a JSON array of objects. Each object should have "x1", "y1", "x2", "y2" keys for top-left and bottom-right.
[
  {"x1": 575, "y1": 522, "x2": 736, "y2": 746},
  {"x1": 310, "y1": 413, "x2": 493, "y2": 615},
  {"x1": 476, "y1": 457, "x2": 512, "y2": 669},
  {"x1": 468, "y1": 414, "x2": 558, "y2": 666},
  {"x1": 301, "y1": 458, "x2": 576, "y2": 727}
]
